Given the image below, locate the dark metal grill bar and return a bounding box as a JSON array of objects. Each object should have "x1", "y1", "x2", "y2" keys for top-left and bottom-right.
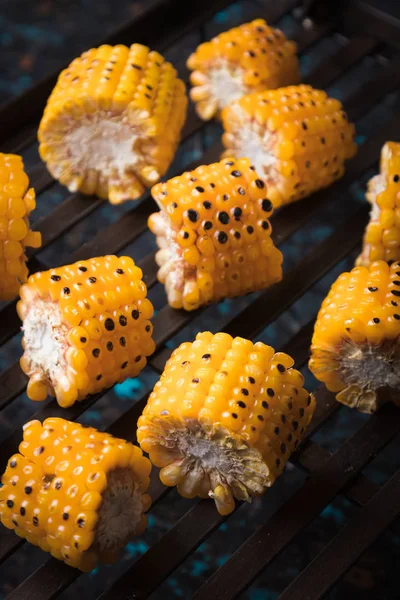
[
  {"x1": 193, "y1": 403, "x2": 400, "y2": 600},
  {"x1": 95, "y1": 323, "x2": 317, "y2": 600},
  {"x1": 277, "y1": 469, "x2": 400, "y2": 600},
  {"x1": 0, "y1": 204, "x2": 383, "y2": 597},
  {"x1": 0, "y1": 0, "x2": 238, "y2": 148},
  {"x1": 0, "y1": 198, "x2": 367, "y2": 468},
  {"x1": 5, "y1": 126, "x2": 38, "y2": 157},
  {"x1": 304, "y1": 33, "x2": 379, "y2": 88},
  {"x1": 97, "y1": 374, "x2": 400, "y2": 600},
  {"x1": 7, "y1": 0, "x2": 297, "y2": 189},
  {"x1": 0, "y1": 22, "x2": 400, "y2": 352},
  {"x1": 2, "y1": 2, "x2": 400, "y2": 599},
  {"x1": 0, "y1": 100, "x2": 398, "y2": 459},
  {"x1": 344, "y1": 0, "x2": 400, "y2": 49},
  {"x1": 345, "y1": 57, "x2": 400, "y2": 123},
  {"x1": 0, "y1": 318, "x2": 357, "y2": 599},
  {"x1": 0, "y1": 0, "x2": 306, "y2": 351}
]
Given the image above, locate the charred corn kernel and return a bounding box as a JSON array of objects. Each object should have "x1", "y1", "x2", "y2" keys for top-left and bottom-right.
[
  {"x1": 0, "y1": 154, "x2": 41, "y2": 301},
  {"x1": 138, "y1": 332, "x2": 315, "y2": 514},
  {"x1": 149, "y1": 157, "x2": 283, "y2": 311},
  {"x1": 187, "y1": 19, "x2": 299, "y2": 121},
  {"x1": 357, "y1": 143, "x2": 400, "y2": 266},
  {"x1": 38, "y1": 44, "x2": 187, "y2": 205},
  {"x1": 0, "y1": 418, "x2": 151, "y2": 571},
  {"x1": 309, "y1": 260, "x2": 400, "y2": 414},
  {"x1": 18, "y1": 256, "x2": 155, "y2": 407},
  {"x1": 221, "y1": 85, "x2": 357, "y2": 208}
]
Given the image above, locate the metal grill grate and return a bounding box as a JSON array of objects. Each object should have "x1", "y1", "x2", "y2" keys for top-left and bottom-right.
[{"x1": 1, "y1": 0, "x2": 400, "y2": 598}]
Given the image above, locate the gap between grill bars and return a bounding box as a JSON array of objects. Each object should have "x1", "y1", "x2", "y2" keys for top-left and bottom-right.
[{"x1": 2, "y1": 1, "x2": 400, "y2": 599}]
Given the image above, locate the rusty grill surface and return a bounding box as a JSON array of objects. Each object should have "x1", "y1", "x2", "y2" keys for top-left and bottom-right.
[{"x1": 1, "y1": 0, "x2": 400, "y2": 598}]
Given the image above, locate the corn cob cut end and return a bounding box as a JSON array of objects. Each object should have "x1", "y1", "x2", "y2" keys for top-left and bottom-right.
[
  {"x1": 93, "y1": 466, "x2": 149, "y2": 563},
  {"x1": 149, "y1": 157, "x2": 283, "y2": 311},
  {"x1": 221, "y1": 85, "x2": 357, "y2": 208},
  {"x1": 0, "y1": 418, "x2": 151, "y2": 571},
  {"x1": 187, "y1": 19, "x2": 300, "y2": 121},
  {"x1": 357, "y1": 142, "x2": 400, "y2": 267},
  {"x1": 138, "y1": 332, "x2": 315, "y2": 514},
  {"x1": 39, "y1": 44, "x2": 187, "y2": 204},
  {"x1": 311, "y1": 338, "x2": 400, "y2": 414},
  {"x1": 142, "y1": 417, "x2": 269, "y2": 515},
  {"x1": 309, "y1": 260, "x2": 400, "y2": 413},
  {"x1": 0, "y1": 153, "x2": 42, "y2": 301},
  {"x1": 19, "y1": 256, "x2": 155, "y2": 407}
]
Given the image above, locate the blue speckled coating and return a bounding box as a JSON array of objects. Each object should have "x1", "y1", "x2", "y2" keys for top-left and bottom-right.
[{"x1": 0, "y1": 1, "x2": 400, "y2": 598}]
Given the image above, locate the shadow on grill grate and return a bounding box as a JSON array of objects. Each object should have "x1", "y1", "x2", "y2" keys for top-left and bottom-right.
[{"x1": 1, "y1": 0, "x2": 400, "y2": 598}]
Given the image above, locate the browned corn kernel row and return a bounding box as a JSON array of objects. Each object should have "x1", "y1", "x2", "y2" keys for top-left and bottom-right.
[
  {"x1": 357, "y1": 142, "x2": 400, "y2": 266},
  {"x1": 0, "y1": 418, "x2": 151, "y2": 571},
  {"x1": 309, "y1": 260, "x2": 400, "y2": 413},
  {"x1": 148, "y1": 157, "x2": 283, "y2": 311},
  {"x1": 221, "y1": 84, "x2": 357, "y2": 208},
  {"x1": 18, "y1": 256, "x2": 155, "y2": 407},
  {"x1": 187, "y1": 19, "x2": 300, "y2": 120},
  {"x1": 138, "y1": 332, "x2": 315, "y2": 515},
  {"x1": 0, "y1": 153, "x2": 41, "y2": 301},
  {"x1": 39, "y1": 44, "x2": 187, "y2": 204}
]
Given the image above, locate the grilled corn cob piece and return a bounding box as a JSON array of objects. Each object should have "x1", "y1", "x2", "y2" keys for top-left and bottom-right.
[
  {"x1": 138, "y1": 332, "x2": 315, "y2": 515},
  {"x1": 17, "y1": 255, "x2": 155, "y2": 407},
  {"x1": 0, "y1": 418, "x2": 151, "y2": 571},
  {"x1": 221, "y1": 84, "x2": 357, "y2": 208},
  {"x1": 149, "y1": 157, "x2": 283, "y2": 311},
  {"x1": 0, "y1": 153, "x2": 41, "y2": 301},
  {"x1": 309, "y1": 260, "x2": 400, "y2": 413},
  {"x1": 187, "y1": 19, "x2": 300, "y2": 121},
  {"x1": 357, "y1": 142, "x2": 400, "y2": 266},
  {"x1": 38, "y1": 44, "x2": 187, "y2": 204}
]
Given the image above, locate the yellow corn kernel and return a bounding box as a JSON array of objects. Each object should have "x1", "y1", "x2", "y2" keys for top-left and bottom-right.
[
  {"x1": 221, "y1": 84, "x2": 357, "y2": 208},
  {"x1": 0, "y1": 418, "x2": 151, "y2": 571},
  {"x1": 187, "y1": 19, "x2": 300, "y2": 120},
  {"x1": 138, "y1": 331, "x2": 315, "y2": 514},
  {"x1": 38, "y1": 44, "x2": 187, "y2": 205},
  {"x1": 309, "y1": 260, "x2": 400, "y2": 413},
  {"x1": 18, "y1": 256, "x2": 155, "y2": 407},
  {"x1": 357, "y1": 142, "x2": 400, "y2": 266},
  {"x1": 149, "y1": 157, "x2": 283, "y2": 311},
  {"x1": 0, "y1": 153, "x2": 41, "y2": 300}
]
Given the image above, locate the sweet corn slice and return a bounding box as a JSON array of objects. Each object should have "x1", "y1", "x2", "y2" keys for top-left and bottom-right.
[
  {"x1": 0, "y1": 418, "x2": 151, "y2": 571},
  {"x1": 221, "y1": 84, "x2": 357, "y2": 208},
  {"x1": 357, "y1": 142, "x2": 400, "y2": 266},
  {"x1": 18, "y1": 255, "x2": 155, "y2": 407},
  {"x1": 309, "y1": 260, "x2": 400, "y2": 413},
  {"x1": 0, "y1": 153, "x2": 41, "y2": 301},
  {"x1": 138, "y1": 332, "x2": 315, "y2": 515},
  {"x1": 38, "y1": 44, "x2": 187, "y2": 204},
  {"x1": 148, "y1": 157, "x2": 283, "y2": 311},
  {"x1": 187, "y1": 19, "x2": 300, "y2": 121}
]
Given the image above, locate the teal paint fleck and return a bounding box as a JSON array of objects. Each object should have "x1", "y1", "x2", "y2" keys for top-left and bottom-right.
[
  {"x1": 321, "y1": 503, "x2": 345, "y2": 524},
  {"x1": 126, "y1": 540, "x2": 149, "y2": 557},
  {"x1": 114, "y1": 377, "x2": 143, "y2": 399},
  {"x1": 217, "y1": 554, "x2": 230, "y2": 567},
  {"x1": 213, "y1": 4, "x2": 242, "y2": 25},
  {"x1": 168, "y1": 577, "x2": 184, "y2": 596},
  {"x1": 192, "y1": 560, "x2": 208, "y2": 576}
]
